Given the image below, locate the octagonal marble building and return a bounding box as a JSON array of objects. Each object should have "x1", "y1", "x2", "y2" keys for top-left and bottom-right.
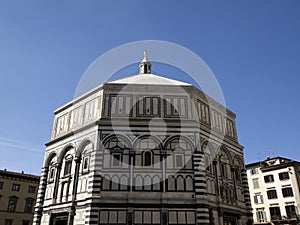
[{"x1": 33, "y1": 54, "x2": 253, "y2": 225}]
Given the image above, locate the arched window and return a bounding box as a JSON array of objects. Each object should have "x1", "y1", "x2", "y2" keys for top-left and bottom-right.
[
  {"x1": 7, "y1": 196, "x2": 18, "y2": 212},
  {"x1": 134, "y1": 137, "x2": 160, "y2": 167},
  {"x1": 152, "y1": 175, "x2": 161, "y2": 191},
  {"x1": 167, "y1": 175, "x2": 176, "y2": 191},
  {"x1": 111, "y1": 175, "x2": 119, "y2": 190},
  {"x1": 120, "y1": 175, "x2": 128, "y2": 191},
  {"x1": 24, "y1": 198, "x2": 34, "y2": 213},
  {"x1": 185, "y1": 176, "x2": 194, "y2": 191},
  {"x1": 63, "y1": 155, "x2": 73, "y2": 176},
  {"x1": 144, "y1": 175, "x2": 152, "y2": 190},
  {"x1": 233, "y1": 156, "x2": 243, "y2": 184},
  {"x1": 47, "y1": 155, "x2": 57, "y2": 183},
  {"x1": 105, "y1": 136, "x2": 129, "y2": 150},
  {"x1": 165, "y1": 137, "x2": 192, "y2": 170},
  {"x1": 165, "y1": 138, "x2": 192, "y2": 151},
  {"x1": 176, "y1": 175, "x2": 185, "y2": 191},
  {"x1": 219, "y1": 151, "x2": 230, "y2": 178},
  {"x1": 81, "y1": 141, "x2": 92, "y2": 173},
  {"x1": 102, "y1": 175, "x2": 111, "y2": 190},
  {"x1": 134, "y1": 175, "x2": 143, "y2": 191},
  {"x1": 104, "y1": 136, "x2": 130, "y2": 167}
]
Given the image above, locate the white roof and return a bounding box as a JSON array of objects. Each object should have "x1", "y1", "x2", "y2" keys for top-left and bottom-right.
[{"x1": 108, "y1": 74, "x2": 191, "y2": 86}]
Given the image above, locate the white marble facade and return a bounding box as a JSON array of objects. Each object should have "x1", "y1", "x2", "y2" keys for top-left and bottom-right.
[{"x1": 33, "y1": 56, "x2": 252, "y2": 225}]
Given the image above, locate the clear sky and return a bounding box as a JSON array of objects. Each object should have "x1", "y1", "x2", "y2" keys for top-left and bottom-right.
[{"x1": 0, "y1": 1, "x2": 300, "y2": 175}]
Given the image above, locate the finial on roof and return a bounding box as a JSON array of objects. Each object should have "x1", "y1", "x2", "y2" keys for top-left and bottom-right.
[
  {"x1": 142, "y1": 51, "x2": 148, "y2": 62},
  {"x1": 140, "y1": 51, "x2": 152, "y2": 74}
]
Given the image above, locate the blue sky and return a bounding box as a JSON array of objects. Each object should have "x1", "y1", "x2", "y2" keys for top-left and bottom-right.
[{"x1": 0, "y1": 1, "x2": 300, "y2": 175}]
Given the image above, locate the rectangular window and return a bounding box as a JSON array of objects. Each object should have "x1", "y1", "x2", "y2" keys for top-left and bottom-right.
[
  {"x1": 168, "y1": 210, "x2": 196, "y2": 225},
  {"x1": 28, "y1": 186, "x2": 36, "y2": 193},
  {"x1": 5, "y1": 219, "x2": 13, "y2": 225},
  {"x1": 253, "y1": 178, "x2": 259, "y2": 189},
  {"x1": 84, "y1": 98, "x2": 98, "y2": 122},
  {"x1": 82, "y1": 156, "x2": 89, "y2": 171},
  {"x1": 110, "y1": 95, "x2": 132, "y2": 117},
  {"x1": 112, "y1": 153, "x2": 121, "y2": 167},
  {"x1": 254, "y1": 194, "x2": 264, "y2": 204},
  {"x1": 175, "y1": 154, "x2": 184, "y2": 168},
  {"x1": 225, "y1": 118, "x2": 235, "y2": 139},
  {"x1": 64, "y1": 160, "x2": 72, "y2": 176},
  {"x1": 22, "y1": 221, "x2": 30, "y2": 225},
  {"x1": 269, "y1": 207, "x2": 281, "y2": 220},
  {"x1": 69, "y1": 106, "x2": 83, "y2": 129},
  {"x1": 12, "y1": 183, "x2": 20, "y2": 191},
  {"x1": 267, "y1": 189, "x2": 277, "y2": 199},
  {"x1": 137, "y1": 96, "x2": 160, "y2": 117},
  {"x1": 164, "y1": 96, "x2": 187, "y2": 117},
  {"x1": 285, "y1": 205, "x2": 297, "y2": 218},
  {"x1": 256, "y1": 209, "x2": 267, "y2": 222},
  {"x1": 197, "y1": 100, "x2": 210, "y2": 124},
  {"x1": 282, "y1": 187, "x2": 294, "y2": 197},
  {"x1": 48, "y1": 167, "x2": 55, "y2": 182},
  {"x1": 211, "y1": 109, "x2": 223, "y2": 132},
  {"x1": 264, "y1": 175, "x2": 274, "y2": 183},
  {"x1": 0, "y1": 181, "x2": 3, "y2": 189},
  {"x1": 250, "y1": 168, "x2": 259, "y2": 175},
  {"x1": 99, "y1": 210, "x2": 127, "y2": 225},
  {"x1": 55, "y1": 113, "x2": 69, "y2": 136},
  {"x1": 279, "y1": 172, "x2": 290, "y2": 180}
]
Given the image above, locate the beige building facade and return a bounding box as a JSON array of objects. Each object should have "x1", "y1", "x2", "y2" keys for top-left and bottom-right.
[
  {"x1": 33, "y1": 54, "x2": 252, "y2": 225},
  {"x1": 246, "y1": 157, "x2": 300, "y2": 225},
  {"x1": 0, "y1": 169, "x2": 40, "y2": 225}
]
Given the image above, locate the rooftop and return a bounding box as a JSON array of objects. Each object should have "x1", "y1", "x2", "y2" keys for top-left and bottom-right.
[
  {"x1": 108, "y1": 73, "x2": 192, "y2": 86},
  {"x1": 0, "y1": 169, "x2": 40, "y2": 181}
]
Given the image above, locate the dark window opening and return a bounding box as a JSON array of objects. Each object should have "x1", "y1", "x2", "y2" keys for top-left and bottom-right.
[
  {"x1": 24, "y1": 198, "x2": 34, "y2": 213},
  {"x1": 28, "y1": 186, "x2": 36, "y2": 193},
  {"x1": 112, "y1": 153, "x2": 121, "y2": 167},
  {"x1": 7, "y1": 196, "x2": 18, "y2": 212},
  {"x1": 286, "y1": 205, "x2": 297, "y2": 218},
  {"x1": 282, "y1": 187, "x2": 294, "y2": 197},
  {"x1": 12, "y1": 183, "x2": 20, "y2": 191},
  {"x1": 270, "y1": 207, "x2": 281, "y2": 220},
  {"x1": 279, "y1": 172, "x2": 290, "y2": 180},
  {"x1": 144, "y1": 151, "x2": 152, "y2": 167},
  {"x1": 264, "y1": 175, "x2": 274, "y2": 183},
  {"x1": 267, "y1": 190, "x2": 277, "y2": 199},
  {"x1": 64, "y1": 160, "x2": 72, "y2": 176}
]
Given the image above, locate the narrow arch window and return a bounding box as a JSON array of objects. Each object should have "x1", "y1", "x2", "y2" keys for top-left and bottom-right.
[
  {"x1": 175, "y1": 154, "x2": 184, "y2": 168},
  {"x1": 235, "y1": 166, "x2": 241, "y2": 183},
  {"x1": 82, "y1": 156, "x2": 89, "y2": 171},
  {"x1": 48, "y1": 167, "x2": 55, "y2": 183},
  {"x1": 64, "y1": 159, "x2": 72, "y2": 176},
  {"x1": 144, "y1": 151, "x2": 152, "y2": 166}
]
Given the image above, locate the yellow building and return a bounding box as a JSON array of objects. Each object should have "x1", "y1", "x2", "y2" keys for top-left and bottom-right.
[{"x1": 0, "y1": 169, "x2": 40, "y2": 225}]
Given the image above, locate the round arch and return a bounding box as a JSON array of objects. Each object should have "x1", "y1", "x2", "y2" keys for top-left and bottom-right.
[
  {"x1": 132, "y1": 135, "x2": 163, "y2": 150},
  {"x1": 163, "y1": 135, "x2": 195, "y2": 151},
  {"x1": 101, "y1": 134, "x2": 132, "y2": 149},
  {"x1": 44, "y1": 151, "x2": 58, "y2": 168},
  {"x1": 217, "y1": 145, "x2": 233, "y2": 164},
  {"x1": 76, "y1": 138, "x2": 94, "y2": 158},
  {"x1": 57, "y1": 143, "x2": 77, "y2": 164}
]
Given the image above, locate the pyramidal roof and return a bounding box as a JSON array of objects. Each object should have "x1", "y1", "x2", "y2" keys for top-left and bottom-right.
[
  {"x1": 108, "y1": 73, "x2": 191, "y2": 86},
  {"x1": 108, "y1": 52, "x2": 191, "y2": 86}
]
